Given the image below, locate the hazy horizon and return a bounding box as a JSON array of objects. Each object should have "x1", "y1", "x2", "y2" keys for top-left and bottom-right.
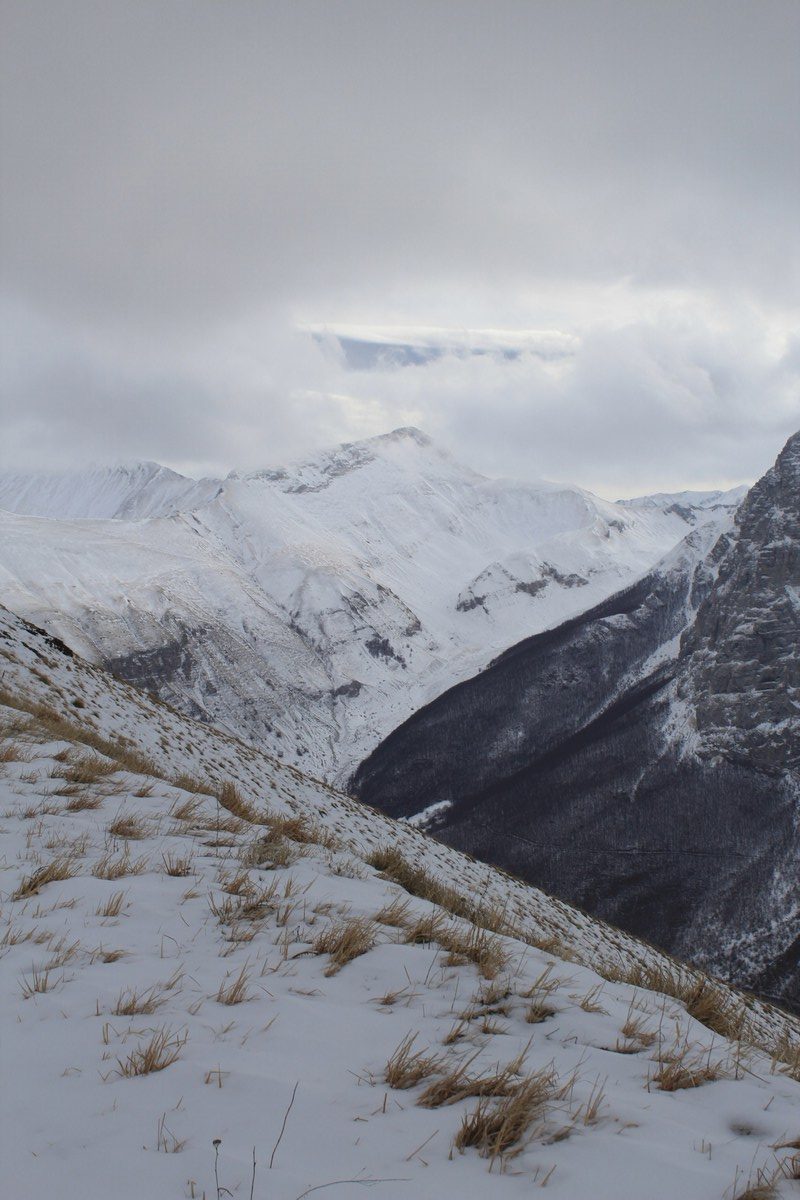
[{"x1": 0, "y1": 420, "x2": 763, "y2": 504}]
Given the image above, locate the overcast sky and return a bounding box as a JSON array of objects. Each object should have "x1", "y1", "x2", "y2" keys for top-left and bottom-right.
[{"x1": 1, "y1": 0, "x2": 798, "y2": 497}]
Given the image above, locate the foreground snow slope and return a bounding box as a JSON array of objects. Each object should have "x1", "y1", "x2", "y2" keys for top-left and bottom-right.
[
  {"x1": 0, "y1": 607, "x2": 798, "y2": 1200},
  {"x1": 0, "y1": 429, "x2": 743, "y2": 780}
]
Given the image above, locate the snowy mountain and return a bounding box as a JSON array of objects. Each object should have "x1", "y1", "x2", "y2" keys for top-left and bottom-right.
[
  {"x1": 353, "y1": 431, "x2": 800, "y2": 1010},
  {"x1": 0, "y1": 429, "x2": 742, "y2": 781},
  {"x1": 0, "y1": 460, "x2": 216, "y2": 520},
  {"x1": 1, "y1": 604, "x2": 799, "y2": 1200}
]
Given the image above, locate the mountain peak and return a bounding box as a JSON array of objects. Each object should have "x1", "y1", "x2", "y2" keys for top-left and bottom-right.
[
  {"x1": 368, "y1": 425, "x2": 432, "y2": 447},
  {"x1": 237, "y1": 426, "x2": 472, "y2": 493},
  {"x1": 774, "y1": 426, "x2": 800, "y2": 482}
]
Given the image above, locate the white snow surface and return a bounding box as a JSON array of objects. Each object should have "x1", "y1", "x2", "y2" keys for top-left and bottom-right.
[
  {"x1": 0, "y1": 430, "x2": 744, "y2": 781},
  {"x1": 1, "y1": 606, "x2": 798, "y2": 1200}
]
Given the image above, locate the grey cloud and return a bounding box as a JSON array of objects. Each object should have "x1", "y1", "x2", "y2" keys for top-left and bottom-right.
[
  {"x1": 1, "y1": 1, "x2": 798, "y2": 488},
  {"x1": 315, "y1": 312, "x2": 800, "y2": 496}
]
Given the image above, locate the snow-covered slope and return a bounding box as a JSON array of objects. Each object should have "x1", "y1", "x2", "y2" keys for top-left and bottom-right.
[
  {"x1": 0, "y1": 430, "x2": 742, "y2": 780},
  {"x1": 0, "y1": 460, "x2": 216, "y2": 520},
  {"x1": 1, "y1": 606, "x2": 799, "y2": 1200},
  {"x1": 618, "y1": 486, "x2": 749, "y2": 521}
]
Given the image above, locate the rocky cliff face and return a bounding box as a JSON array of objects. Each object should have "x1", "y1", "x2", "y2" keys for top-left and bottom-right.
[
  {"x1": 354, "y1": 432, "x2": 800, "y2": 1009},
  {"x1": 680, "y1": 430, "x2": 800, "y2": 772}
]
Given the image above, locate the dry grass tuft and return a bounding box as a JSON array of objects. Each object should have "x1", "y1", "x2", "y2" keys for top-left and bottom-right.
[
  {"x1": 268, "y1": 812, "x2": 314, "y2": 843},
  {"x1": 5, "y1": 695, "x2": 155, "y2": 787},
  {"x1": 107, "y1": 812, "x2": 149, "y2": 840},
  {"x1": 525, "y1": 999, "x2": 556, "y2": 1024},
  {"x1": 91, "y1": 946, "x2": 126, "y2": 964},
  {"x1": 772, "y1": 1035, "x2": 800, "y2": 1082},
  {"x1": 373, "y1": 896, "x2": 412, "y2": 928},
  {"x1": 729, "y1": 1148, "x2": 800, "y2": 1199},
  {"x1": 266, "y1": 811, "x2": 341, "y2": 851},
  {"x1": 12, "y1": 856, "x2": 76, "y2": 900},
  {"x1": 203, "y1": 813, "x2": 247, "y2": 838},
  {"x1": 216, "y1": 964, "x2": 251, "y2": 1005},
  {"x1": 209, "y1": 876, "x2": 296, "y2": 925},
  {"x1": 161, "y1": 851, "x2": 194, "y2": 877},
  {"x1": 384, "y1": 1033, "x2": 445, "y2": 1090},
  {"x1": 218, "y1": 869, "x2": 256, "y2": 897},
  {"x1": 684, "y1": 980, "x2": 746, "y2": 1041},
  {"x1": 576, "y1": 1077, "x2": 607, "y2": 1126},
  {"x1": 730, "y1": 1164, "x2": 781, "y2": 1200},
  {"x1": 20, "y1": 964, "x2": 60, "y2": 999},
  {"x1": 401, "y1": 909, "x2": 508, "y2": 979},
  {"x1": 218, "y1": 781, "x2": 263, "y2": 824},
  {"x1": 418, "y1": 1047, "x2": 528, "y2": 1109},
  {"x1": 441, "y1": 925, "x2": 509, "y2": 980},
  {"x1": 367, "y1": 846, "x2": 474, "y2": 919},
  {"x1": 156, "y1": 1112, "x2": 187, "y2": 1154},
  {"x1": 475, "y1": 979, "x2": 513, "y2": 1011},
  {"x1": 443, "y1": 1020, "x2": 469, "y2": 1045},
  {"x1": 602, "y1": 957, "x2": 757, "y2": 1046},
  {"x1": 170, "y1": 796, "x2": 203, "y2": 823},
  {"x1": 478, "y1": 1015, "x2": 507, "y2": 1036},
  {"x1": 314, "y1": 917, "x2": 377, "y2": 976},
  {"x1": 207, "y1": 893, "x2": 240, "y2": 924},
  {"x1": 92, "y1": 852, "x2": 147, "y2": 880},
  {"x1": 374, "y1": 985, "x2": 413, "y2": 1008},
  {"x1": 620, "y1": 1005, "x2": 658, "y2": 1048},
  {"x1": 64, "y1": 792, "x2": 104, "y2": 813},
  {"x1": 95, "y1": 890, "x2": 126, "y2": 918},
  {"x1": 454, "y1": 1066, "x2": 556, "y2": 1161},
  {"x1": 115, "y1": 1028, "x2": 187, "y2": 1077},
  {"x1": 521, "y1": 963, "x2": 560, "y2": 1000},
  {"x1": 44, "y1": 936, "x2": 81, "y2": 969},
  {"x1": 240, "y1": 834, "x2": 298, "y2": 870},
  {"x1": 113, "y1": 984, "x2": 168, "y2": 1016},
  {"x1": 403, "y1": 910, "x2": 450, "y2": 946},
  {"x1": 650, "y1": 1044, "x2": 727, "y2": 1092},
  {"x1": 58, "y1": 754, "x2": 117, "y2": 787},
  {"x1": 20, "y1": 799, "x2": 62, "y2": 819},
  {"x1": 0, "y1": 741, "x2": 28, "y2": 762},
  {"x1": 784, "y1": 1154, "x2": 800, "y2": 1181},
  {"x1": 578, "y1": 984, "x2": 606, "y2": 1014},
  {"x1": 1, "y1": 923, "x2": 34, "y2": 949},
  {"x1": 365, "y1": 846, "x2": 529, "y2": 968},
  {"x1": 171, "y1": 773, "x2": 213, "y2": 796}
]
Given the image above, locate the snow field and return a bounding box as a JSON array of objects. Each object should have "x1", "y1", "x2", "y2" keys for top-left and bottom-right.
[
  {"x1": 0, "y1": 606, "x2": 798, "y2": 1198},
  {"x1": 1, "y1": 716, "x2": 799, "y2": 1200}
]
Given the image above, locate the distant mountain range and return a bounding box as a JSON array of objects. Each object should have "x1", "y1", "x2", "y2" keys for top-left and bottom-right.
[
  {"x1": 0, "y1": 427, "x2": 741, "y2": 781},
  {"x1": 353, "y1": 431, "x2": 800, "y2": 1009}
]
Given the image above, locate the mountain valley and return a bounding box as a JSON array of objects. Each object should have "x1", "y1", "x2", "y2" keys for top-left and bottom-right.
[{"x1": 354, "y1": 432, "x2": 800, "y2": 1010}]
